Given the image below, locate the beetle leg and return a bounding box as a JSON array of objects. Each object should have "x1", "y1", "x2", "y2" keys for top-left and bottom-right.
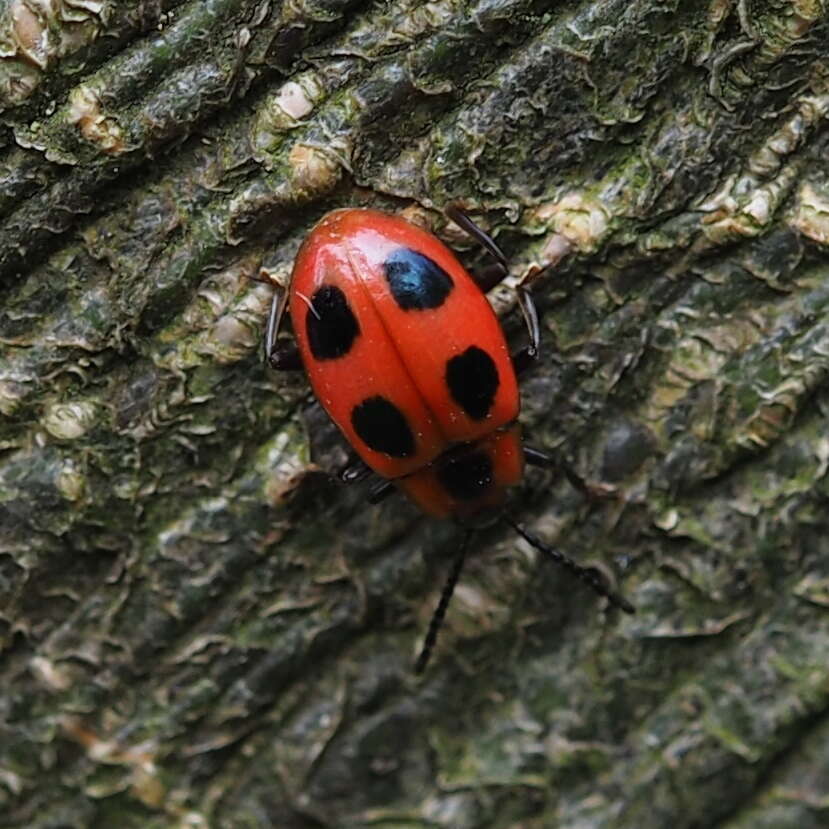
[
  {"x1": 367, "y1": 479, "x2": 396, "y2": 504},
  {"x1": 524, "y1": 445, "x2": 559, "y2": 468},
  {"x1": 339, "y1": 455, "x2": 373, "y2": 484},
  {"x1": 524, "y1": 443, "x2": 588, "y2": 493},
  {"x1": 266, "y1": 289, "x2": 303, "y2": 371},
  {"x1": 510, "y1": 286, "x2": 540, "y2": 374},
  {"x1": 524, "y1": 445, "x2": 615, "y2": 500},
  {"x1": 445, "y1": 204, "x2": 508, "y2": 290},
  {"x1": 270, "y1": 343, "x2": 303, "y2": 371},
  {"x1": 447, "y1": 206, "x2": 541, "y2": 371}
]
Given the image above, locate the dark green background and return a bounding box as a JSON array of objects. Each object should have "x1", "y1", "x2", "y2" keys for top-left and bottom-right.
[{"x1": 1, "y1": 0, "x2": 829, "y2": 826}]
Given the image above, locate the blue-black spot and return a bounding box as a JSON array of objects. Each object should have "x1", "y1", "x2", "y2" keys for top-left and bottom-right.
[
  {"x1": 437, "y1": 450, "x2": 494, "y2": 501},
  {"x1": 306, "y1": 285, "x2": 360, "y2": 360},
  {"x1": 446, "y1": 346, "x2": 499, "y2": 420},
  {"x1": 383, "y1": 248, "x2": 453, "y2": 311},
  {"x1": 351, "y1": 396, "x2": 415, "y2": 458}
]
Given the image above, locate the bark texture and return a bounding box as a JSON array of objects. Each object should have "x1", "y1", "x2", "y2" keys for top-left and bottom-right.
[{"x1": 1, "y1": 0, "x2": 829, "y2": 826}]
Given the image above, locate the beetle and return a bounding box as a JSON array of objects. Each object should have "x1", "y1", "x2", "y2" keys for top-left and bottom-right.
[{"x1": 265, "y1": 206, "x2": 634, "y2": 671}]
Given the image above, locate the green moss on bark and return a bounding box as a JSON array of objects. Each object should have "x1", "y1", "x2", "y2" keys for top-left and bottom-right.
[{"x1": 1, "y1": 0, "x2": 829, "y2": 827}]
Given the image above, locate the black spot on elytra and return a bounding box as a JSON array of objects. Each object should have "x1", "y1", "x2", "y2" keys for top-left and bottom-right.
[
  {"x1": 351, "y1": 396, "x2": 415, "y2": 458},
  {"x1": 306, "y1": 285, "x2": 360, "y2": 360},
  {"x1": 437, "y1": 450, "x2": 494, "y2": 501},
  {"x1": 446, "y1": 346, "x2": 499, "y2": 420},
  {"x1": 383, "y1": 248, "x2": 453, "y2": 311}
]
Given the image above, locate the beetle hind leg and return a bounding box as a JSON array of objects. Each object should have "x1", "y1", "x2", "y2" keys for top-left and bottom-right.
[{"x1": 524, "y1": 445, "x2": 616, "y2": 501}]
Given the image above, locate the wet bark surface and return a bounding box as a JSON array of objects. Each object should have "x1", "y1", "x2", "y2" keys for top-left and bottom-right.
[{"x1": 1, "y1": 1, "x2": 829, "y2": 826}]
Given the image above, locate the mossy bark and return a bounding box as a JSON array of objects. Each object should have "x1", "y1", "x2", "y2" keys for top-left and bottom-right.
[{"x1": 1, "y1": 1, "x2": 829, "y2": 827}]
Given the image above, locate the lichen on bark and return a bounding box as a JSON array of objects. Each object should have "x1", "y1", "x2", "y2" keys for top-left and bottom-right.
[{"x1": 1, "y1": 0, "x2": 829, "y2": 827}]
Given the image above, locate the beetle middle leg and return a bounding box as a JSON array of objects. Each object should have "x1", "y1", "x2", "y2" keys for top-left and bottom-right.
[{"x1": 445, "y1": 204, "x2": 508, "y2": 292}]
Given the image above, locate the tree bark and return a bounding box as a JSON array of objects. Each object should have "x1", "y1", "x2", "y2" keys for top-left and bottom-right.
[{"x1": 1, "y1": 0, "x2": 829, "y2": 826}]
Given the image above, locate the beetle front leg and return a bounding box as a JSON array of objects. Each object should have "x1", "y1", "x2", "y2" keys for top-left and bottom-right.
[
  {"x1": 445, "y1": 204, "x2": 509, "y2": 292},
  {"x1": 447, "y1": 207, "x2": 542, "y2": 373}
]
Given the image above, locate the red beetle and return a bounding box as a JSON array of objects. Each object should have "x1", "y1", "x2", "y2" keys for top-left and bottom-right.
[{"x1": 266, "y1": 206, "x2": 633, "y2": 671}]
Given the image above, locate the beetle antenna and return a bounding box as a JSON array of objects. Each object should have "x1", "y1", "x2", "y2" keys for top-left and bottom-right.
[
  {"x1": 414, "y1": 530, "x2": 473, "y2": 674},
  {"x1": 505, "y1": 516, "x2": 635, "y2": 614}
]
